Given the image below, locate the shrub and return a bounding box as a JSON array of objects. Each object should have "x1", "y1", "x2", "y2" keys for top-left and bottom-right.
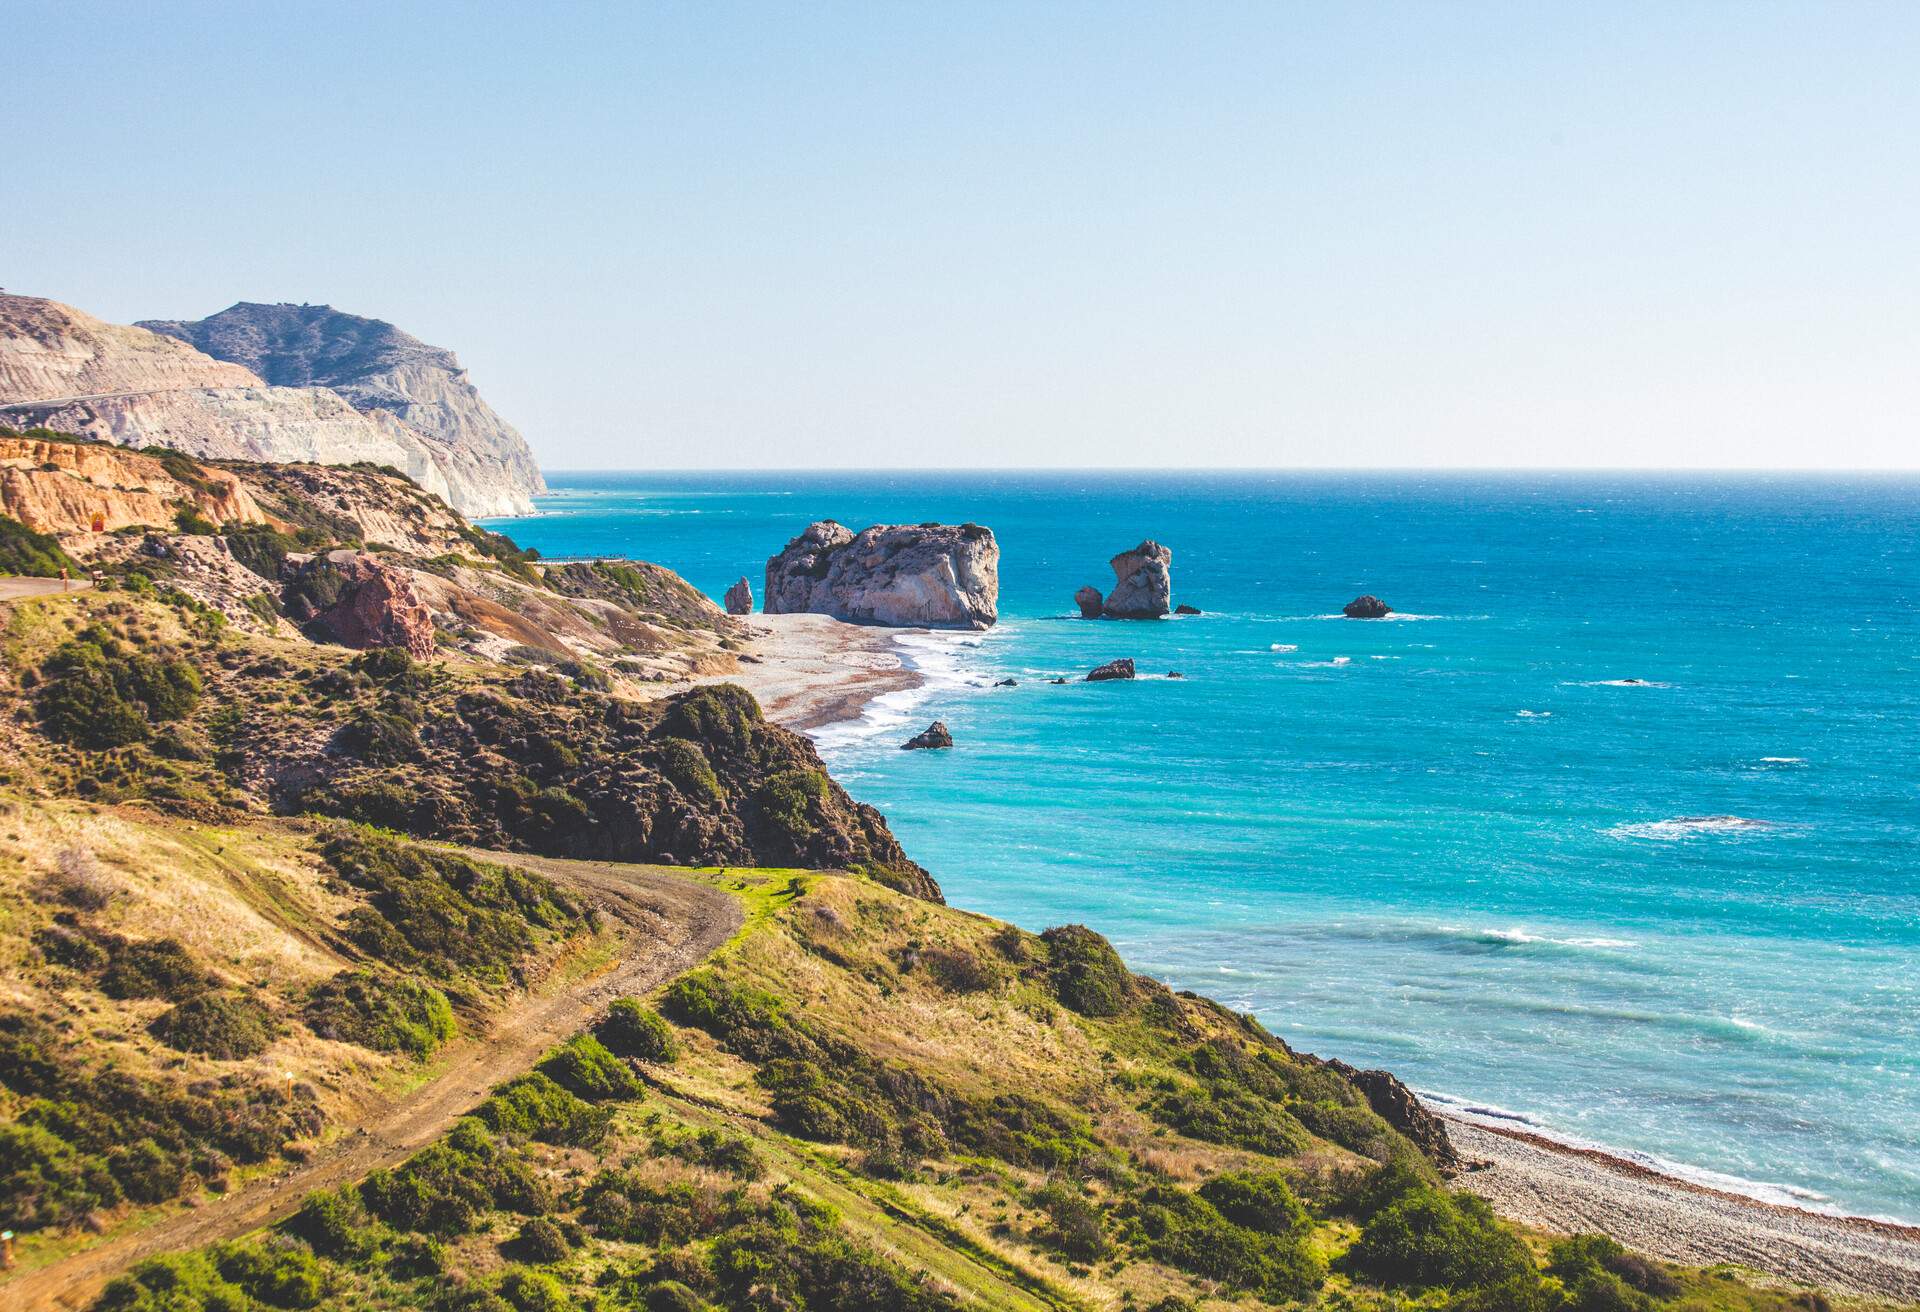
[
  {"x1": 1031, "y1": 1179, "x2": 1109, "y2": 1260},
  {"x1": 919, "y1": 945, "x2": 998, "y2": 993},
  {"x1": 360, "y1": 1120, "x2": 548, "y2": 1235},
  {"x1": 225, "y1": 524, "x2": 304, "y2": 580},
  {"x1": 755, "y1": 768, "x2": 830, "y2": 843},
  {"x1": 598, "y1": 999, "x2": 678, "y2": 1062},
  {"x1": 1197, "y1": 1170, "x2": 1311, "y2": 1236},
  {"x1": 305, "y1": 970, "x2": 456, "y2": 1058},
  {"x1": 1122, "y1": 1182, "x2": 1325, "y2": 1301},
  {"x1": 48, "y1": 845, "x2": 116, "y2": 910},
  {"x1": 174, "y1": 504, "x2": 219, "y2": 535},
  {"x1": 539, "y1": 1034, "x2": 643, "y2": 1101},
  {"x1": 1346, "y1": 1185, "x2": 1532, "y2": 1290},
  {"x1": 100, "y1": 937, "x2": 216, "y2": 1001},
  {"x1": 662, "y1": 1128, "x2": 764, "y2": 1180},
  {"x1": 150, "y1": 992, "x2": 283, "y2": 1059},
  {"x1": 0, "y1": 1120, "x2": 123, "y2": 1229},
  {"x1": 512, "y1": 1216, "x2": 573, "y2": 1264},
  {"x1": 1040, "y1": 925, "x2": 1133, "y2": 1016},
  {"x1": 1149, "y1": 1082, "x2": 1312, "y2": 1156},
  {"x1": 499, "y1": 1267, "x2": 572, "y2": 1312},
  {"x1": 0, "y1": 512, "x2": 79, "y2": 577},
  {"x1": 217, "y1": 1238, "x2": 330, "y2": 1307},
  {"x1": 337, "y1": 709, "x2": 420, "y2": 764},
  {"x1": 656, "y1": 738, "x2": 723, "y2": 802},
  {"x1": 478, "y1": 1073, "x2": 608, "y2": 1146},
  {"x1": 36, "y1": 629, "x2": 201, "y2": 748},
  {"x1": 292, "y1": 1184, "x2": 387, "y2": 1259},
  {"x1": 1549, "y1": 1233, "x2": 1677, "y2": 1301},
  {"x1": 96, "y1": 1250, "x2": 249, "y2": 1312}
]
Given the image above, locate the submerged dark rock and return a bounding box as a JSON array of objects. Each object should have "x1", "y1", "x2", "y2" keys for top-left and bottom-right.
[
  {"x1": 1085, "y1": 658, "x2": 1136, "y2": 682},
  {"x1": 1174, "y1": 603, "x2": 1201, "y2": 615},
  {"x1": 901, "y1": 721, "x2": 953, "y2": 751},
  {"x1": 1344, "y1": 594, "x2": 1392, "y2": 619},
  {"x1": 994, "y1": 678, "x2": 1016, "y2": 687}
]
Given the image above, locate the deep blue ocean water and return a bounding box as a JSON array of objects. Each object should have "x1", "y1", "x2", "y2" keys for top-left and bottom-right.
[{"x1": 487, "y1": 471, "x2": 1920, "y2": 1220}]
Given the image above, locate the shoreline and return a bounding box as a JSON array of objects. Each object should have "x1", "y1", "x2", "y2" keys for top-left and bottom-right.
[
  {"x1": 711, "y1": 611, "x2": 926, "y2": 731},
  {"x1": 1445, "y1": 1114, "x2": 1920, "y2": 1300},
  {"x1": 690, "y1": 610, "x2": 1920, "y2": 1300}
]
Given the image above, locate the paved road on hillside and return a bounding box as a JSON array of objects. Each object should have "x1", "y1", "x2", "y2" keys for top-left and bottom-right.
[
  {"x1": 0, "y1": 577, "x2": 91, "y2": 601},
  {"x1": 4, "y1": 853, "x2": 740, "y2": 1312}
]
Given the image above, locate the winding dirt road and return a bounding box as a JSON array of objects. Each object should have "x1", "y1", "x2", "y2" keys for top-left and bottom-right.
[{"x1": 5, "y1": 853, "x2": 740, "y2": 1312}]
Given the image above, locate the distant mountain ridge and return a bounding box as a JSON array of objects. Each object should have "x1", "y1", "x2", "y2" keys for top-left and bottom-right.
[
  {"x1": 0, "y1": 292, "x2": 543, "y2": 517},
  {"x1": 140, "y1": 302, "x2": 545, "y2": 515}
]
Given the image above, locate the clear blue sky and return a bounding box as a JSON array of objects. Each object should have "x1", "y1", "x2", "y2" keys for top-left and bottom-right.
[{"x1": 8, "y1": 2, "x2": 1918, "y2": 469}]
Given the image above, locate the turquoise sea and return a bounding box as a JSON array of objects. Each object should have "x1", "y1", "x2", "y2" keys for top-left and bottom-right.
[{"x1": 487, "y1": 471, "x2": 1920, "y2": 1221}]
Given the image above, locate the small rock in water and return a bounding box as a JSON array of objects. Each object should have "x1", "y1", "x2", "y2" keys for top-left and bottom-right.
[
  {"x1": 900, "y1": 721, "x2": 954, "y2": 750},
  {"x1": 1174, "y1": 603, "x2": 1201, "y2": 615},
  {"x1": 1049, "y1": 677, "x2": 1068, "y2": 685},
  {"x1": 1085, "y1": 658, "x2": 1136, "y2": 682},
  {"x1": 1074, "y1": 585, "x2": 1105, "y2": 619},
  {"x1": 1343, "y1": 594, "x2": 1392, "y2": 619},
  {"x1": 1167, "y1": 671, "x2": 1183, "y2": 679},
  {"x1": 994, "y1": 677, "x2": 1016, "y2": 687}
]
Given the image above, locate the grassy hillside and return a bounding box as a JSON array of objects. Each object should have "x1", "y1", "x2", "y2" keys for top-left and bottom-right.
[{"x1": 18, "y1": 842, "x2": 1885, "y2": 1312}]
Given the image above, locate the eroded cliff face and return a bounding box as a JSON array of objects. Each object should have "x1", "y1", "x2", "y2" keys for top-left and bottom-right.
[
  {"x1": 0, "y1": 295, "x2": 542, "y2": 519},
  {"x1": 140, "y1": 303, "x2": 544, "y2": 517},
  {"x1": 0, "y1": 435, "x2": 268, "y2": 536},
  {"x1": 764, "y1": 520, "x2": 1000, "y2": 629}
]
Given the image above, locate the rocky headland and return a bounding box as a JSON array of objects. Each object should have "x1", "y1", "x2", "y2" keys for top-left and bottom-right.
[
  {"x1": 0, "y1": 293, "x2": 541, "y2": 517},
  {"x1": 764, "y1": 519, "x2": 998, "y2": 629}
]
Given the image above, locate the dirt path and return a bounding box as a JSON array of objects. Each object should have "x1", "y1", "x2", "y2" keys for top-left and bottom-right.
[{"x1": 5, "y1": 853, "x2": 740, "y2": 1312}]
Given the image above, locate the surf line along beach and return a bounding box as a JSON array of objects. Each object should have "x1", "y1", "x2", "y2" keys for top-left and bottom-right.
[{"x1": 669, "y1": 608, "x2": 1920, "y2": 1301}]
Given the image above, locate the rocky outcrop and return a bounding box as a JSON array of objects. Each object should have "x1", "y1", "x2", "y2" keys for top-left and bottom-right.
[
  {"x1": 901, "y1": 721, "x2": 953, "y2": 751},
  {"x1": 724, "y1": 577, "x2": 754, "y2": 615},
  {"x1": 282, "y1": 550, "x2": 438, "y2": 659},
  {"x1": 1344, "y1": 594, "x2": 1391, "y2": 619},
  {"x1": 1086, "y1": 658, "x2": 1136, "y2": 682},
  {"x1": 0, "y1": 435, "x2": 268, "y2": 537},
  {"x1": 0, "y1": 294, "x2": 542, "y2": 519},
  {"x1": 1081, "y1": 541, "x2": 1172, "y2": 619},
  {"x1": 141, "y1": 303, "x2": 544, "y2": 517},
  {"x1": 1175, "y1": 603, "x2": 1201, "y2": 615},
  {"x1": 764, "y1": 521, "x2": 998, "y2": 630},
  {"x1": 1326, "y1": 1060, "x2": 1461, "y2": 1172}
]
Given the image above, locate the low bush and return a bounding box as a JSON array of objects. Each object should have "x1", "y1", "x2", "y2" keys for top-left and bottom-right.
[
  {"x1": 511, "y1": 1216, "x2": 573, "y2": 1264},
  {"x1": 661, "y1": 1127, "x2": 764, "y2": 1180},
  {"x1": 1345, "y1": 1184, "x2": 1532, "y2": 1290},
  {"x1": 0, "y1": 512, "x2": 79, "y2": 577},
  {"x1": 36, "y1": 627, "x2": 202, "y2": 749},
  {"x1": 1121, "y1": 1182, "x2": 1325, "y2": 1301},
  {"x1": 150, "y1": 992, "x2": 283, "y2": 1059},
  {"x1": 598, "y1": 999, "x2": 678, "y2": 1062},
  {"x1": 1197, "y1": 1169, "x2": 1311, "y2": 1236},
  {"x1": 305, "y1": 970, "x2": 456, "y2": 1059},
  {"x1": 100, "y1": 936, "x2": 216, "y2": 1001},
  {"x1": 217, "y1": 1238, "x2": 331, "y2": 1307},
  {"x1": 360, "y1": 1120, "x2": 549, "y2": 1235},
  {"x1": 478, "y1": 1073, "x2": 609, "y2": 1146},
  {"x1": 1031, "y1": 1179, "x2": 1110, "y2": 1260},
  {"x1": 539, "y1": 1034, "x2": 643, "y2": 1101},
  {"x1": 1040, "y1": 924, "x2": 1134, "y2": 1016},
  {"x1": 918, "y1": 945, "x2": 998, "y2": 993}
]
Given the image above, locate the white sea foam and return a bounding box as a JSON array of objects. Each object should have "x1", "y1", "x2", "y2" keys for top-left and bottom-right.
[
  {"x1": 1572, "y1": 678, "x2": 1675, "y2": 688},
  {"x1": 1431, "y1": 924, "x2": 1637, "y2": 952},
  {"x1": 810, "y1": 628, "x2": 997, "y2": 758},
  {"x1": 1419, "y1": 1090, "x2": 1871, "y2": 1217},
  {"x1": 1269, "y1": 643, "x2": 1298, "y2": 652},
  {"x1": 1605, "y1": 815, "x2": 1781, "y2": 841},
  {"x1": 1515, "y1": 709, "x2": 1552, "y2": 718}
]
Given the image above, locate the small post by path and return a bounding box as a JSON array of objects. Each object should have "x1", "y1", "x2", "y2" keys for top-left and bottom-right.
[
  {"x1": 59, "y1": 567, "x2": 70, "y2": 593},
  {"x1": 2, "y1": 1228, "x2": 15, "y2": 1271}
]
